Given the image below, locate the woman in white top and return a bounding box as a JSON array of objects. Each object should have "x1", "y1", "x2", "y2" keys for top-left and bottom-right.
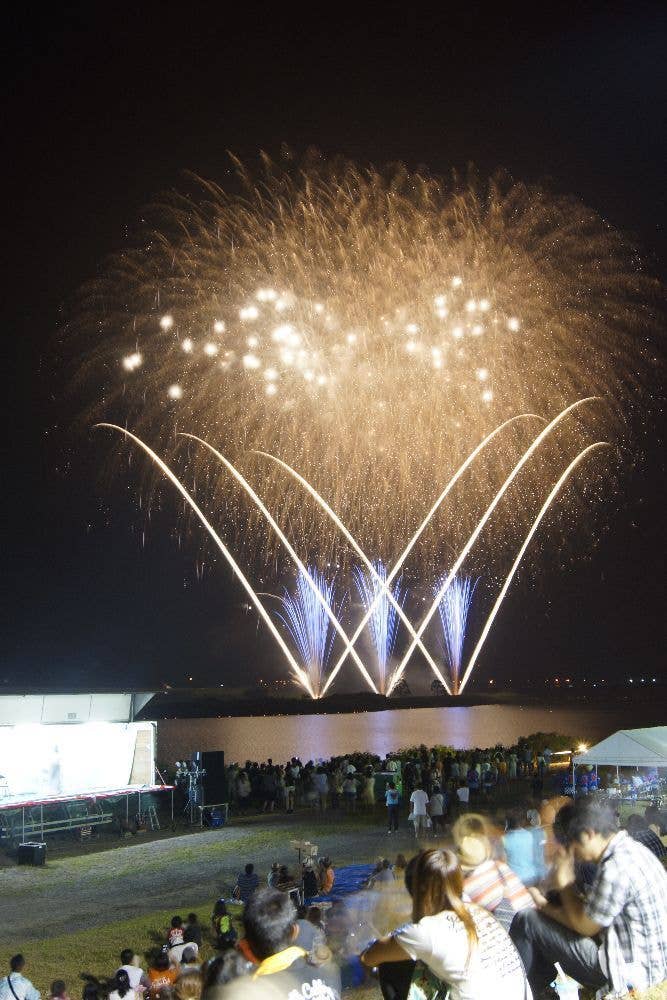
[{"x1": 361, "y1": 848, "x2": 531, "y2": 1000}]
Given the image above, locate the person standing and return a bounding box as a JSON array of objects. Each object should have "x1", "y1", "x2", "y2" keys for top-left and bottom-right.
[
  {"x1": 0, "y1": 957, "x2": 40, "y2": 1000},
  {"x1": 456, "y1": 780, "x2": 470, "y2": 813},
  {"x1": 342, "y1": 774, "x2": 357, "y2": 813},
  {"x1": 409, "y1": 783, "x2": 430, "y2": 839},
  {"x1": 385, "y1": 779, "x2": 400, "y2": 833},
  {"x1": 428, "y1": 786, "x2": 445, "y2": 835}
]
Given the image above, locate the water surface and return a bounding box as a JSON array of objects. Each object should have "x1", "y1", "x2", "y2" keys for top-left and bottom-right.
[{"x1": 156, "y1": 703, "x2": 652, "y2": 764}]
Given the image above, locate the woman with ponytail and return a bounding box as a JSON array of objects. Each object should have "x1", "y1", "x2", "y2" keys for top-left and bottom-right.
[{"x1": 361, "y1": 849, "x2": 530, "y2": 1000}]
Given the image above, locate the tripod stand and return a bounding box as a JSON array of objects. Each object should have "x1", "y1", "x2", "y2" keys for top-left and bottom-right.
[{"x1": 175, "y1": 761, "x2": 206, "y2": 824}]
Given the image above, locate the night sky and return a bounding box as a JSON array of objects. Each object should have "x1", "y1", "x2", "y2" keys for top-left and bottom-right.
[{"x1": 3, "y1": 5, "x2": 666, "y2": 694}]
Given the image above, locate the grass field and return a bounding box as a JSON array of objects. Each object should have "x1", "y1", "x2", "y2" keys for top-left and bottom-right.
[
  {"x1": 7, "y1": 903, "x2": 666, "y2": 1000},
  {"x1": 5, "y1": 902, "x2": 240, "y2": 997}
]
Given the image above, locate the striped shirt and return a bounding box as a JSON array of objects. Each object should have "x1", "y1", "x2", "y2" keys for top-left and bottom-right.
[
  {"x1": 463, "y1": 859, "x2": 535, "y2": 915},
  {"x1": 235, "y1": 870, "x2": 260, "y2": 901},
  {"x1": 585, "y1": 830, "x2": 667, "y2": 995}
]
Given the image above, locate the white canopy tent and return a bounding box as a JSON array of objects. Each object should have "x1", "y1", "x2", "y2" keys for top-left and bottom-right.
[
  {"x1": 573, "y1": 727, "x2": 667, "y2": 769},
  {"x1": 571, "y1": 726, "x2": 667, "y2": 795}
]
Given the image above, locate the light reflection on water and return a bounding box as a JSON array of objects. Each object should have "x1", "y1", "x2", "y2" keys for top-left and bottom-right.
[{"x1": 156, "y1": 703, "x2": 635, "y2": 764}]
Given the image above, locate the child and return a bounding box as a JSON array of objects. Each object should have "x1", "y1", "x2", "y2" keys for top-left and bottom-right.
[
  {"x1": 49, "y1": 982, "x2": 70, "y2": 1000},
  {"x1": 167, "y1": 916, "x2": 184, "y2": 947},
  {"x1": 183, "y1": 913, "x2": 202, "y2": 948},
  {"x1": 211, "y1": 899, "x2": 237, "y2": 949}
]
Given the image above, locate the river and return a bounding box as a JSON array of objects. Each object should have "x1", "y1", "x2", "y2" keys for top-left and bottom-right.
[{"x1": 155, "y1": 702, "x2": 657, "y2": 764}]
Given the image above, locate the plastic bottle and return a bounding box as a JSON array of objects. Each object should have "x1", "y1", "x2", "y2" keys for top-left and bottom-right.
[{"x1": 552, "y1": 964, "x2": 580, "y2": 999}]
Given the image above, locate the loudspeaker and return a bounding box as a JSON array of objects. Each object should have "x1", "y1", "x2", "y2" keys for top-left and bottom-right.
[
  {"x1": 200, "y1": 751, "x2": 227, "y2": 805},
  {"x1": 18, "y1": 842, "x2": 46, "y2": 866}
]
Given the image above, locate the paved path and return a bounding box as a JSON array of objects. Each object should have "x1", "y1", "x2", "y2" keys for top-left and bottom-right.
[{"x1": 5, "y1": 811, "x2": 419, "y2": 941}]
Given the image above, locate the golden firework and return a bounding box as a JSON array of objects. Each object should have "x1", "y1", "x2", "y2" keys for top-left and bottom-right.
[{"x1": 79, "y1": 157, "x2": 656, "y2": 572}]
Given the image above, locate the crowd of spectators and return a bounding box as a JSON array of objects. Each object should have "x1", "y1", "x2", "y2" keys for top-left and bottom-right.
[
  {"x1": 222, "y1": 740, "x2": 563, "y2": 820},
  {"x1": 6, "y1": 739, "x2": 667, "y2": 1000},
  {"x1": 5, "y1": 794, "x2": 666, "y2": 1000}
]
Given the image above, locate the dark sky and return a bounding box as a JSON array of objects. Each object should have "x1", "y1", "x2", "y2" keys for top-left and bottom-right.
[{"x1": 3, "y1": 4, "x2": 666, "y2": 694}]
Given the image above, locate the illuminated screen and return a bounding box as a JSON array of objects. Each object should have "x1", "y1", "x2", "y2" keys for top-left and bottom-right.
[{"x1": 0, "y1": 722, "x2": 152, "y2": 800}]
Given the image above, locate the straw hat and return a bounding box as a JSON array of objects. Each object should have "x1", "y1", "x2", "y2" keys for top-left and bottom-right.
[{"x1": 456, "y1": 834, "x2": 492, "y2": 870}]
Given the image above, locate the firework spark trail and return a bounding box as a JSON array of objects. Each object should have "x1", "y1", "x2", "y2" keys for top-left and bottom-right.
[
  {"x1": 255, "y1": 450, "x2": 450, "y2": 693},
  {"x1": 257, "y1": 415, "x2": 540, "y2": 694},
  {"x1": 458, "y1": 442, "x2": 609, "y2": 695},
  {"x1": 179, "y1": 432, "x2": 378, "y2": 693},
  {"x1": 353, "y1": 561, "x2": 406, "y2": 695},
  {"x1": 436, "y1": 575, "x2": 478, "y2": 695},
  {"x1": 94, "y1": 423, "x2": 317, "y2": 698},
  {"x1": 274, "y1": 567, "x2": 342, "y2": 699},
  {"x1": 387, "y1": 397, "x2": 597, "y2": 694},
  {"x1": 305, "y1": 413, "x2": 543, "y2": 690}
]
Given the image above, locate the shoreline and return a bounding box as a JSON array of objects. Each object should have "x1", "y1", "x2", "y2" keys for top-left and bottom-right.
[{"x1": 139, "y1": 686, "x2": 650, "y2": 720}]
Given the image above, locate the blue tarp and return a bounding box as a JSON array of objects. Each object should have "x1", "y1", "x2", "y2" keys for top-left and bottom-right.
[{"x1": 306, "y1": 862, "x2": 375, "y2": 904}]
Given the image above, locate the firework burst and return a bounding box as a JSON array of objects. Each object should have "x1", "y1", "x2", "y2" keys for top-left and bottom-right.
[{"x1": 78, "y1": 156, "x2": 655, "y2": 573}]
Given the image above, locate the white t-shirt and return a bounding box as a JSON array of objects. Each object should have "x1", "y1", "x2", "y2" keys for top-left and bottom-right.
[
  {"x1": 117, "y1": 966, "x2": 144, "y2": 990},
  {"x1": 395, "y1": 904, "x2": 531, "y2": 1000},
  {"x1": 410, "y1": 789, "x2": 429, "y2": 816},
  {"x1": 456, "y1": 786, "x2": 470, "y2": 804},
  {"x1": 429, "y1": 792, "x2": 444, "y2": 816}
]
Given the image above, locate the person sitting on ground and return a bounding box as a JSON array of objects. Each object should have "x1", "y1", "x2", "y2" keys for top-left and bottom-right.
[
  {"x1": 169, "y1": 939, "x2": 199, "y2": 967},
  {"x1": 645, "y1": 804, "x2": 667, "y2": 837},
  {"x1": 276, "y1": 865, "x2": 294, "y2": 891},
  {"x1": 394, "y1": 853, "x2": 408, "y2": 874},
  {"x1": 455, "y1": 831, "x2": 535, "y2": 931},
  {"x1": 305, "y1": 907, "x2": 326, "y2": 946},
  {"x1": 172, "y1": 970, "x2": 201, "y2": 1000},
  {"x1": 625, "y1": 812, "x2": 667, "y2": 861},
  {"x1": 503, "y1": 810, "x2": 540, "y2": 886},
  {"x1": 267, "y1": 862, "x2": 280, "y2": 888},
  {"x1": 117, "y1": 951, "x2": 150, "y2": 994},
  {"x1": 302, "y1": 859, "x2": 319, "y2": 898},
  {"x1": 108, "y1": 970, "x2": 132, "y2": 1000},
  {"x1": 168, "y1": 916, "x2": 185, "y2": 948},
  {"x1": 294, "y1": 904, "x2": 325, "y2": 955},
  {"x1": 215, "y1": 888, "x2": 341, "y2": 999},
  {"x1": 211, "y1": 900, "x2": 237, "y2": 949},
  {"x1": 183, "y1": 914, "x2": 202, "y2": 948},
  {"x1": 360, "y1": 849, "x2": 530, "y2": 1000},
  {"x1": 509, "y1": 797, "x2": 667, "y2": 999},
  {"x1": 319, "y1": 856, "x2": 335, "y2": 894},
  {"x1": 47, "y1": 983, "x2": 69, "y2": 1000},
  {"x1": 369, "y1": 858, "x2": 395, "y2": 887},
  {"x1": 0, "y1": 956, "x2": 40, "y2": 1000},
  {"x1": 526, "y1": 808, "x2": 548, "y2": 882},
  {"x1": 177, "y1": 949, "x2": 200, "y2": 975},
  {"x1": 233, "y1": 863, "x2": 259, "y2": 903},
  {"x1": 146, "y1": 953, "x2": 178, "y2": 999},
  {"x1": 201, "y1": 952, "x2": 253, "y2": 995}
]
